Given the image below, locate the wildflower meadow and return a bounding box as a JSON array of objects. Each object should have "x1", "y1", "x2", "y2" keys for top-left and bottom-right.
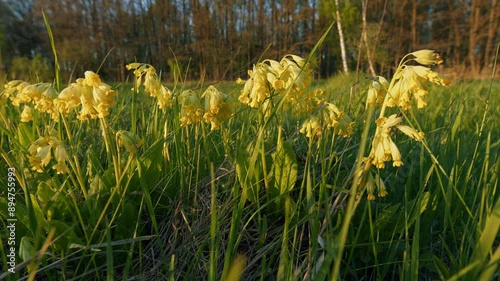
[{"x1": 0, "y1": 16, "x2": 499, "y2": 281}]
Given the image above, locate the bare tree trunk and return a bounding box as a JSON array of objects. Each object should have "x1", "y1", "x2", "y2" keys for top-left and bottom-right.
[
  {"x1": 334, "y1": 0, "x2": 349, "y2": 73},
  {"x1": 361, "y1": 0, "x2": 376, "y2": 76},
  {"x1": 411, "y1": 0, "x2": 417, "y2": 49},
  {"x1": 468, "y1": 0, "x2": 480, "y2": 77},
  {"x1": 484, "y1": 0, "x2": 498, "y2": 69}
]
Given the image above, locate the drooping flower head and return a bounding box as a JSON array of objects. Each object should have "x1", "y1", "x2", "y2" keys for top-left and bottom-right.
[
  {"x1": 126, "y1": 63, "x2": 173, "y2": 110},
  {"x1": 28, "y1": 134, "x2": 69, "y2": 174},
  {"x1": 367, "y1": 114, "x2": 424, "y2": 169},
  {"x1": 202, "y1": 85, "x2": 234, "y2": 130},
  {"x1": 179, "y1": 90, "x2": 204, "y2": 126},
  {"x1": 300, "y1": 99, "x2": 355, "y2": 139}
]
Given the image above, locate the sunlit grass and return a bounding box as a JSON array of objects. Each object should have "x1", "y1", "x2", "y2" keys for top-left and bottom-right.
[{"x1": 0, "y1": 36, "x2": 498, "y2": 281}]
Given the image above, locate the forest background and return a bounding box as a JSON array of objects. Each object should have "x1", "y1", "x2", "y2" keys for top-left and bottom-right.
[{"x1": 0, "y1": 0, "x2": 498, "y2": 84}]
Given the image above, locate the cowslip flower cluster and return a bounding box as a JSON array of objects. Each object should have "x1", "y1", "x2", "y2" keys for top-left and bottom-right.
[
  {"x1": 28, "y1": 134, "x2": 70, "y2": 174},
  {"x1": 238, "y1": 54, "x2": 319, "y2": 115},
  {"x1": 202, "y1": 85, "x2": 234, "y2": 130},
  {"x1": 366, "y1": 76, "x2": 388, "y2": 108},
  {"x1": 361, "y1": 50, "x2": 449, "y2": 200},
  {"x1": 126, "y1": 63, "x2": 173, "y2": 110},
  {"x1": 366, "y1": 114, "x2": 424, "y2": 169},
  {"x1": 53, "y1": 71, "x2": 116, "y2": 120},
  {"x1": 179, "y1": 90, "x2": 204, "y2": 126},
  {"x1": 300, "y1": 101, "x2": 355, "y2": 139},
  {"x1": 2, "y1": 81, "x2": 59, "y2": 121},
  {"x1": 384, "y1": 50, "x2": 450, "y2": 110}
]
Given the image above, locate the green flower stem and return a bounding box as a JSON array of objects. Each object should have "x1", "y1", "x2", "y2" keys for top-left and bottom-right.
[{"x1": 99, "y1": 117, "x2": 121, "y2": 193}]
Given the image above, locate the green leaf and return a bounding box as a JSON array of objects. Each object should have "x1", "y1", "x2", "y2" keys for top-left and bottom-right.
[
  {"x1": 48, "y1": 220, "x2": 83, "y2": 251},
  {"x1": 464, "y1": 196, "x2": 500, "y2": 279},
  {"x1": 271, "y1": 139, "x2": 297, "y2": 206},
  {"x1": 19, "y1": 236, "x2": 35, "y2": 262},
  {"x1": 17, "y1": 123, "x2": 34, "y2": 147},
  {"x1": 235, "y1": 148, "x2": 254, "y2": 202}
]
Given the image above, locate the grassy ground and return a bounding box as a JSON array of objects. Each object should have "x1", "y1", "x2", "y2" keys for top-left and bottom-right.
[{"x1": 0, "y1": 61, "x2": 498, "y2": 281}]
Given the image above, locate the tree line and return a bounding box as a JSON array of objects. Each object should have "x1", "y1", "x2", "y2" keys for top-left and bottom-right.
[{"x1": 0, "y1": 0, "x2": 498, "y2": 82}]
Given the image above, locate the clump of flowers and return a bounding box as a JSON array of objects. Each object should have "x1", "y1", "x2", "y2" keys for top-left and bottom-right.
[
  {"x1": 300, "y1": 100, "x2": 355, "y2": 139},
  {"x1": 28, "y1": 133, "x2": 69, "y2": 174},
  {"x1": 237, "y1": 54, "x2": 320, "y2": 115},
  {"x1": 366, "y1": 114, "x2": 424, "y2": 169},
  {"x1": 77, "y1": 71, "x2": 116, "y2": 120},
  {"x1": 202, "y1": 85, "x2": 234, "y2": 130},
  {"x1": 179, "y1": 90, "x2": 204, "y2": 126},
  {"x1": 126, "y1": 63, "x2": 173, "y2": 110},
  {"x1": 361, "y1": 49, "x2": 449, "y2": 200},
  {"x1": 54, "y1": 71, "x2": 116, "y2": 120},
  {"x1": 3, "y1": 82, "x2": 59, "y2": 121}
]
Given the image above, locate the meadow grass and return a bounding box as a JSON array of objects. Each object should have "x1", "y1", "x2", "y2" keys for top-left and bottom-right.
[{"x1": 0, "y1": 48, "x2": 499, "y2": 281}]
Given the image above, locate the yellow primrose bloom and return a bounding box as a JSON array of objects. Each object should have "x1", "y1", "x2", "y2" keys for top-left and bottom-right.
[
  {"x1": 83, "y1": 71, "x2": 102, "y2": 87},
  {"x1": 238, "y1": 63, "x2": 272, "y2": 108},
  {"x1": 28, "y1": 135, "x2": 70, "y2": 174},
  {"x1": 179, "y1": 90, "x2": 204, "y2": 126},
  {"x1": 52, "y1": 144, "x2": 69, "y2": 174},
  {"x1": 366, "y1": 76, "x2": 388, "y2": 107},
  {"x1": 157, "y1": 85, "x2": 173, "y2": 110},
  {"x1": 387, "y1": 65, "x2": 449, "y2": 110},
  {"x1": 126, "y1": 63, "x2": 173, "y2": 109},
  {"x1": 397, "y1": 125, "x2": 425, "y2": 141},
  {"x1": 54, "y1": 83, "x2": 83, "y2": 116},
  {"x1": 34, "y1": 84, "x2": 59, "y2": 120},
  {"x1": 73, "y1": 71, "x2": 116, "y2": 120},
  {"x1": 300, "y1": 101, "x2": 355, "y2": 139},
  {"x1": 20, "y1": 106, "x2": 33, "y2": 122},
  {"x1": 300, "y1": 115, "x2": 322, "y2": 138},
  {"x1": 202, "y1": 85, "x2": 234, "y2": 130},
  {"x1": 368, "y1": 115, "x2": 403, "y2": 168},
  {"x1": 367, "y1": 114, "x2": 424, "y2": 168},
  {"x1": 279, "y1": 55, "x2": 312, "y2": 91},
  {"x1": 410, "y1": 49, "x2": 443, "y2": 65}
]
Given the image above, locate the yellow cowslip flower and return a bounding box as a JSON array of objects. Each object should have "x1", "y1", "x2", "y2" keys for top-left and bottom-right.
[
  {"x1": 10, "y1": 83, "x2": 46, "y2": 106},
  {"x1": 126, "y1": 63, "x2": 173, "y2": 109},
  {"x1": 387, "y1": 65, "x2": 449, "y2": 110},
  {"x1": 366, "y1": 76, "x2": 388, "y2": 108},
  {"x1": 20, "y1": 106, "x2": 33, "y2": 122},
  {"x1": 278, "y1": 55, "x2": 312, "y2": 91},
  {"x1": 238, "y1": 63, "x2": 271, "y2": 108},
  {"x1": 411, "y1": 49, "x2": 443, "y2": 65},
  {"x1": 300, "y1": 100, "x2": 355, "y2": 139},
  {"x1": 34, "y1": 84, "x2": 59, "y2": 121},
  {"x1": 397, "y1": 124, "x2": 425, "y2": 141},
  {"x1": 2, "y1": 80, "x2": 28, "y2": 100},
  {"x1": 28, "y1": 135, "x2": 70, "y2": 174},
  {"x1": 75, "y1": 71, "x2": 116, "y2": 120},
  {"x1": 52, "y1": 143, "x2": 69, "y2": 174},
  {"x1": 54, "y1": 83, "x2": 83, "y2": 116},
  {"x1": 117, "y1": 130, "x2": 144, "y2": 154},
  {"x1": 368, "y1": 115, "x2": 403, "y2": 168},
  {"x1": 179, "y1": 90, "x2": 203, "y2": 126},
  {"x1": 202, "y1": 85, "x2": 234, "y2": 130},
  {"x1": 365, "y1": 172, "x2": 388, "y2": 200},
  {"x1": 156, "y1": 85, "x2": 173, "y2": 110},
  {"x1": 368, "y1": 114, "x2": 424, "y2": 168},
  {"x1": 322, "y1": 103, "x2": 355, "y2": 137},
  {"x1": 28, "y1": 136, "x2": 52, "y2": 172},
  {"x1": 300, "y1": 115, "x2": 322, "y2": 138}
]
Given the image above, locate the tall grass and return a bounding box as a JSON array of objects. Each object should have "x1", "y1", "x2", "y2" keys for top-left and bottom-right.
[{"x1": 0, "y1": 27, "x2": 498, "y2": 281}]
